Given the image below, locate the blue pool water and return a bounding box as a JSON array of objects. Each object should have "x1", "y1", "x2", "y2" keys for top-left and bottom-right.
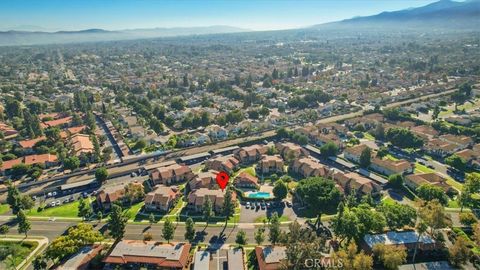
[{"x1": 247, "y1": 192, "x2": 272, "y2": 199}]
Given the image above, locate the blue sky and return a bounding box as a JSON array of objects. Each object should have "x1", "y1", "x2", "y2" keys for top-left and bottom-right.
[{"x1": 0, "y1": 0, "x2": 441, "y2": 31}]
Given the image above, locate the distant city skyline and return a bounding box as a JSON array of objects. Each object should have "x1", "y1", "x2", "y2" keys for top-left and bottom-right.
[{"x1": 0, "y1": 0, "x2": 446, "y2": 31}]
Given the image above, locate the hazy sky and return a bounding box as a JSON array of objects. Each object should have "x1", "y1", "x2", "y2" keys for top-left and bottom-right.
[{"x1": 0, "y1": 0, "x2": 441, "y2": 31}]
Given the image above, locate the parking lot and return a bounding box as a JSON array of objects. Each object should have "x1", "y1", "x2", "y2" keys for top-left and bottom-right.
[{"x1": 238, "y1": 200, "x2": 298, "y2": 223}]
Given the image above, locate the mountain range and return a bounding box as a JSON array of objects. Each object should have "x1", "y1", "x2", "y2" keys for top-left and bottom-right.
[
  {"x1": 319, "y1": 0, "x2": 480, "y2": 29},
  {"x1": 1, "y1": 0, "x2": 479, "y2": 46}
]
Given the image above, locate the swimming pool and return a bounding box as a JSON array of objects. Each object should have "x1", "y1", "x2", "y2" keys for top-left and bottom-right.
[{"x1": 247, "y1": 191, "x2": 272, "y2": 199}]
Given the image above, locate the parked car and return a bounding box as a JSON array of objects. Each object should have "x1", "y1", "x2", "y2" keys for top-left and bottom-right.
[
  {"x1": 286, "y1": 201, "x2": 292, "y2": 207},
  {"x1": 245, "y1": 202, "x2": 250, "y2": 209}
]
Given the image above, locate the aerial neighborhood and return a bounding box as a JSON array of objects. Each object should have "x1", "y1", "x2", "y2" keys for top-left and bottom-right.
[{"x1": 1, "y1": 0, "x2": 480, "y2": 269}]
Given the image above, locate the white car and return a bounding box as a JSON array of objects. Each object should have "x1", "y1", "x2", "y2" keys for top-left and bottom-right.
[
  {"x1": 48, "y1": 217, "x2": 56, "y2": 222},
  {"x1": 47, "y1": 192, "x2": 52, "y2": 198},
  {"x1": 49, "y1": 201, "x2": 56, "y2": 207}
]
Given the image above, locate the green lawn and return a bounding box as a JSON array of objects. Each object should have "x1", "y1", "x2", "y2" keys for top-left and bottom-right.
[
  {"x1": 0, "y1": 241, "x2": 38, "y2": 268},
  {"x1": 238, "y1": 166, "x2": 256, "y2": 177},
  {"x1": 385, "y1": 154, "x2": 399, "y2": 161},
  {"x1": 448, "y1": 200, "x2": 460, "y2": 208},
  {"x1": 0, "y1": 204, "x2": 10, "y2": 215},
  {"x1": 446, "y1": 178, "x2": 464, "y2": 191},
  {"x1": 381, "y1": 196, "x2": 396, "y2": 206},
  {"x1": 26, "y1": 200, "x2": 84, "y2": 218},
  {"x1": 414, "y1": 163, "x2": 435, "y2": 174},
  {"x1": 363, "y1": 132, "x2": 375, "y2": 141},
  {"x1": 125, "y1": 202, "x2": 144, "y2": 220},
  {"x1": 254, "y1": 215, "x2": 290, "y2": 223}
]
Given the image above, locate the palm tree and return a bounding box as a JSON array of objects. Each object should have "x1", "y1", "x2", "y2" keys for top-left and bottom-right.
[{"x1": 412, "y1": 221, "x2": 428, "y2": 266}]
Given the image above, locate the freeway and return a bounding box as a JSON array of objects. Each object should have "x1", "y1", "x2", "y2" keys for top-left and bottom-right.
[{"x1": 0, "y1": 87, "x2": 458, "y2": 200}]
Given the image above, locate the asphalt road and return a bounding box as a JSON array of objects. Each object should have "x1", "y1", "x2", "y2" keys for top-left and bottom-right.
[{"x1": 5, "y1": 219, "x2": 291, "y2": 244}]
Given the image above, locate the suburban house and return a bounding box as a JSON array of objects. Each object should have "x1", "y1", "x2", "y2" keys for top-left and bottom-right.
[
  {"x1": 275, "y1": 142, "x2": 309, "y2": 160},
  {"x1": 55, "y1": 245, "x2": 103, "y2": 270},
  {"x1": 18, "y1": 136, "x2": 46, "y2": 153},
  {"x1": 255, "y1": 246, "x2": 287, "y2": 270},
  {"x1": 40, "y1": 116, "x2": 73, "y2": 129},
  {"x1": 96, "y1": 182, "x2": 143, "y2": 210},
  {"x1": 311, "y1": 132, "x2": 343, "y2": 148},
  {"x1": 234, "y1": 144, "x2": 269, "y2": 164},
  {"x1": 424, "y1": 138, "x2": 460, "y2": 158},
  {"x1": 410, "y1": 125, "x2": 439, "y2": 140},
  {"x1": 206, "y1": 124, "x2": 228, "y2": 140},
  {"x1": 150, "y1": 163, "x2": 195, "y2": 186},
  {"x1": 144, "y1": 185, "x2": 180, "y2": 212},
  {"x1": 439, "y1": 134, "x2": 473, "y2": 149},
  {"x1": 332, "y1": 171, "x2": 381, "y2": 197},
  {"x1": 455, "y1": 148, "x2": 480, "y2": 170},
  {"x1": 0, "y1": 154, "x2": 58, "y2": 176},
  {"x1": 189, "y1": 170, "x2": 219, "y2": 190},
  {"x1": 70, "y1": 134, "x2": 94, "y2": 157},
  {"x1": 257, "y1": 155, "x2": 284, "y2": 174},
  {"x1": 204, "y1": 155, "x2": 240, "y2": 174},
  {"x1": 370, "y1": 158, "x2": 413, "y2": 176},
  {"x1": 362, "y1": 231, "x2": 437, "y2": 253},
  {"x1": 235, "y1": 172, "x2": 259, "y2": 189},
  {"x1": 344, "y1": 113, "x2": 384, "y2": 130},
  {"x1": 405, "y1": 173, "x2": 455, "y2": 194},
  {"x1": 187, "y1": 188, "x2": 237, "y2": 213},
  {"x1": 103, "y1": 240, "x2": 191, "y2": 269},
  {"x1": 290, "y1": 157, "x2": 330, "y2": 178},
  {"x1": 344, "y1": 144, "x2": 370, "y2": 164},
  {"x1": 60, "y1": 125, "x2": 86, "y2": 139},
  {"x1": 0, "y1": 122, "x2": 18, "y2": 138}
]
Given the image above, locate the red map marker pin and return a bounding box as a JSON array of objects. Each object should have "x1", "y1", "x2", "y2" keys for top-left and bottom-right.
[{"x1": 216, "y1": 171, "x2": 229, "y2": 191}]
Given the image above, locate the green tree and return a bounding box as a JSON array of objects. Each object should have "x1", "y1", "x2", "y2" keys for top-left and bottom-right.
[
  {"x1": 63, "y1": 156, "x2": 80, "y2": 171},
  {"x1": 377, "y1": 201, "x2": 417, "y2": 230},
  {"x1": 412, "y1": 221, "x2": 428, "y2": 265},
  {"x1": 203, "y1": 197, "x2": 214, "y2": 227},
  {"x1": 17, "y1": 210, "x2": 31, "y2": 237},
  {"x1": 185, "y1": 217, "x2": 196, "y2": 243},
  {"x1": 235, "y1": 230, "x2": 247, "y2": 246},
  {"x1": 108, "y1": 204, "x2": 128, "y2": 241},
  {"x1": 459, "y1": 212, "x2": 477, "y2": 227},
  {"x1": 254, "y1": 226, "x2": 265, "y2": 245},
  {"x1": 359, "y1": 147, "x2": 372, "y2": 168},
  {"x1": 418, "y1": 199, "x2": 450, "y2": 236},
  {"x1": 416, "y1": 184, "x2": 448, "y2": 205},
  {"x1": 162, "y1": 219, "x2": 175, "y2": 243},
  {"x1": 0, "y1": 225, "x2": 9, "y2": 235},
  {"x1": 222, "y1": 188, "x2": 236, "y2": 225},
  {"x1": 95, "y1": 167, "x2": 108, "y2": 184},
  {"x1": 269, "y1": 212, "x2": 281, "y2": 245},
  {"x1": 449, "y1": 236, "x2": 470, "y2": 267},
  {"x1": 78, "y1": 198, "x2": 93, "y2": 220},
  {"x1": 32, "y1": 255, "x2": 47, "y2": 270},
  {"x1": 372, "y1": 244, "x2": 407, "y2": 270},
  {"x1": 388, "y1": 174, "x2": 404, "y2": 188},
  {"x1": 319, "y1": 142, "x2": 338, "y2": 158},
  {"x1": 149, "y1": 213, "x2": 155, "y2": 227},
  {"x1": 295, "y1": 177, "x2": 341, "y2": 230},
  {"x1": 385, "y1": 128, "x2": 423, "y2": 149},
  {"x1": 445, "y1": 154, "x2": 467, "y2": 172},
  {"x1": 273, "y1": 180, "x2": 288, "y2": 200}
]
